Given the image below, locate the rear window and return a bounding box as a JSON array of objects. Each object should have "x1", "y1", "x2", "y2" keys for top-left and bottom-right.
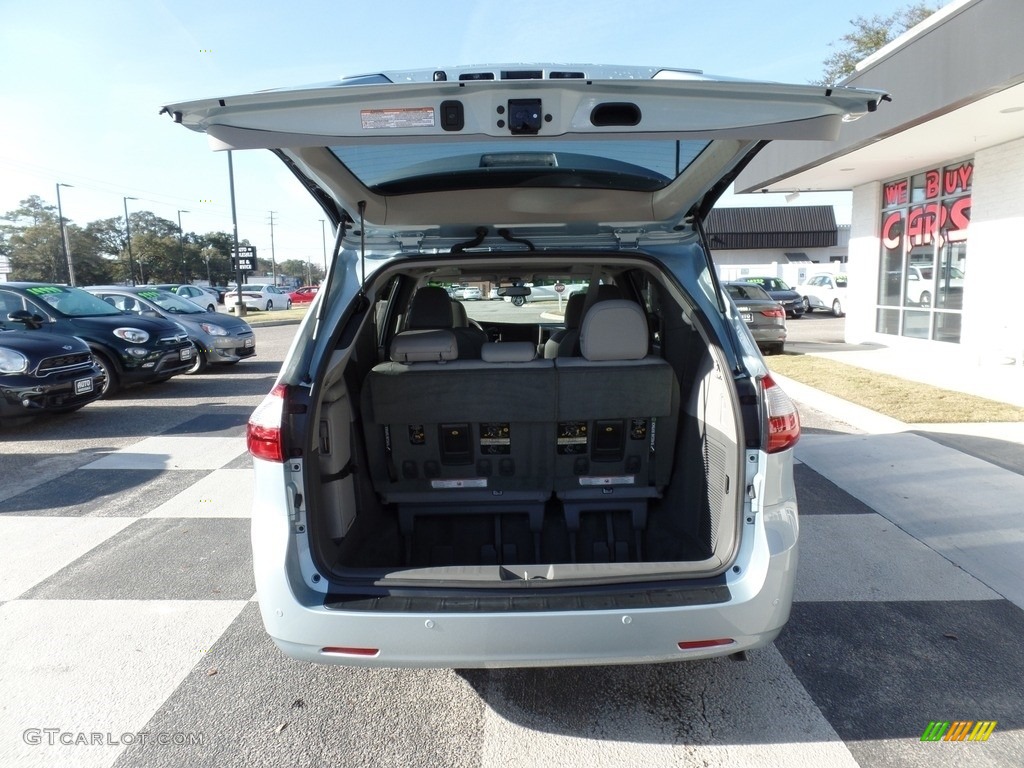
[{"x1": 329, "y1": 139, "x2": 711, "y2": 194}]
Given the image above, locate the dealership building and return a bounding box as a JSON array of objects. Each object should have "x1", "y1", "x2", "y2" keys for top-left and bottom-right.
[{"x1": 737, "y1": 0, "x2": 1024, "y2": 363}]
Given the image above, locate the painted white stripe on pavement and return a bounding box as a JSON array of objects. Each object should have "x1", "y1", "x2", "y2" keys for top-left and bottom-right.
[
  {"x1": 480, "y1": 646, "x2": 859, "y2": 768},
  {"x1": 797, "y1": 432, "x2": 1024, "y2": 611},
  {"x1": 144, "y1": 469, "x2": 253, "y2": 518},
  {"x1": 0, "y1": 600, "x2": 246, "y2": 768},
  {"x1": 0, "y1": 517, "x2": 135, "y2": 601},
  {"x1": 81, "y1": 437, "x2": 245, "y2": 471},
  {"x1": 795, "y1": 515, "x2": 1001, "y2": 602}
]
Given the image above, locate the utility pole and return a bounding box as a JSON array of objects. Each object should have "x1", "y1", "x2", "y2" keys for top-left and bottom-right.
[
  {"x1": 178, "y1": 209, "x2": 190, "y2": 283},
  {"x1": 268, "y1": 211, "x2": 278, "y2": 286},
  {"x1": 56, "y1": 183, "x2": 75, "y2": 285}
]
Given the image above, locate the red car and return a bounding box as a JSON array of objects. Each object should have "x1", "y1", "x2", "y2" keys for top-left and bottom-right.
[{"x1": 289, "y1": 286, "x2": 319, "y2": 305}]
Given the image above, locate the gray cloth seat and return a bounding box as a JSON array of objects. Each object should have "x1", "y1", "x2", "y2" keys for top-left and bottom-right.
[
  {"x1": 361, "y1": 332, "x2": 556, "y2": 563},
  {"x1": 552, "y1": 299, "x2": 679, "y2": 561},
  {"x1": 543, "y1": 292, "x2": 586, "y2": 359},
  {"x1": 405, "y1": 286, "x2": 486, "y2": 359}
]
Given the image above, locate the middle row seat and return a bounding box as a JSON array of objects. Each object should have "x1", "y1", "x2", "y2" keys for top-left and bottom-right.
[{"x1": 360, "y1": 301, "x2": 680, "y2": 561}]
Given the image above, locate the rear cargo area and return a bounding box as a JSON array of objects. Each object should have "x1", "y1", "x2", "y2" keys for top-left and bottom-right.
[{"x1": 305, "y1": 261, "x2": 744, "y2": 582}]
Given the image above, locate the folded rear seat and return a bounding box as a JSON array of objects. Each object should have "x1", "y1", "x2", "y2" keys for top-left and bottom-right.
[
  {"x1": 361, "y1": 332, "x2": 556, "y2": 562},
  {"x1": 553, "y1": 300, "x2": 679, "y2": 561}
]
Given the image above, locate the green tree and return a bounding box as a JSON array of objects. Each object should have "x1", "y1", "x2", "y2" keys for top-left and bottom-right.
[
  {"x1": 817, "y1": 3, "x2": 939, "y2": 85},
  {"x1": 277, "y1": 258, "x2": 323, "y2": 285},
  {"x1": 3, "y1": 196, "x2": 69, "y2": 282}
]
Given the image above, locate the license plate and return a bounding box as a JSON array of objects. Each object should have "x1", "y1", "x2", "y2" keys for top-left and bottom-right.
[
  {"x1": 244, "y1": 337, "x2": 255, "y2": 348},
  {"x1": 74, "y1": 378, "x2": 93, "y2": 395},
  {"x1": 741, "y1": 312, "x2": 752, "y2": 322},
  {"x1": 180, "y1": 348, "x2": 194, "y2": 361}
]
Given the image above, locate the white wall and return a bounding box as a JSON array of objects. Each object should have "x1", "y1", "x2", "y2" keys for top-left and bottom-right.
[
  {"x1": 963, "y1": 136, "x2": 1024, "y2": 358},
  {"x1": 846, "y1": 183, "x2": 883, "y2": 344}
]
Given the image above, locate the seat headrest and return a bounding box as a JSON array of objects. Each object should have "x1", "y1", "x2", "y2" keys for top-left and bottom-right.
[
  {"x1": 451, "y1": 299, "x2": 469, "y2": 327},
  {"x1": 481, "y1": 341, "x2": 536, "y2": 363},
  {"x1": 407, "y1": 286, "x2": 454, "y2": 330},
  {"x1": 562, "y1": 292, "x2": 586, "y2": 330},
  {"x1": 579, "y1": 300, "x2": 649, "y2": 361},
  {"x1": 390, "y1": 330, "x2": 457, "y2": 363}
]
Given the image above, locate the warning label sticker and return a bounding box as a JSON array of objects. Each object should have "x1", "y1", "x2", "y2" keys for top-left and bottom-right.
[{"x1": 361, "y1": 107, "x2": 436, "y2": 129}]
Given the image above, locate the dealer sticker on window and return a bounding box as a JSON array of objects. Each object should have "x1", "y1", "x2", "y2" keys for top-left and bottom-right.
[{"x1": 360, "y1": 107, "x2": 435, "y2": 130}]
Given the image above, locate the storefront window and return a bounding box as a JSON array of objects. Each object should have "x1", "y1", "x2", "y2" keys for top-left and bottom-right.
[{"x1": 877, "y1": 160, "x2": 970, "y2": 343}]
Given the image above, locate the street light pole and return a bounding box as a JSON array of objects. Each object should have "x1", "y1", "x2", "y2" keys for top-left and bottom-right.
[
  {"x1": 123, "y1": 196, "x2": 138, "y2": 286},
  {"x1": 56, "y1": 183, "x2": 75, "y2": 286},
  {"x1": 268, "y1": 211, "x2": 277, "y2": 287},
  {"x1": 177, "y1": 209, "x2": 190, "y2": 283}
]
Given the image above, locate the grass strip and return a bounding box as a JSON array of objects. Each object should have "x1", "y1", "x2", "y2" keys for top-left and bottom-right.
[
  {"x1": 234, "y1": 306, "x2": 309, "y2": 326},
  {"x1": 768, "y1": 353, "x2": 1024, "y2": 424}
]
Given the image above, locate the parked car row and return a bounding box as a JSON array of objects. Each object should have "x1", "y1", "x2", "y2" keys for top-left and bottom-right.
[{"x1": 0, "y1": 281, "x2": 257, "y2": 425}]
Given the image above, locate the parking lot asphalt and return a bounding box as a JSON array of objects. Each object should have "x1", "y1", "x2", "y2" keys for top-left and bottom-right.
[{"x1": 1, "y1": 320, "x2": 1022, "y2": 767}]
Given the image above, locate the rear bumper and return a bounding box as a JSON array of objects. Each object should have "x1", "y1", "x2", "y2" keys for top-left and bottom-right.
[{"x1": 251, "y1": 467, "x2": 798, "y2": 669}]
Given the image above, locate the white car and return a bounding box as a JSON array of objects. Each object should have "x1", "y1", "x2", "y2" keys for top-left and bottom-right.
[
  {"x1": 904, "y1": 264, "x2": 965, "y2": 307},
  {"x1": 225, "y1": 284, "x2": 292, "y2": 312},
  {"x1": 453, "y1": 285, "x2": 482, "y2": 300},
  {"x1": 166, "y1": 63, "x2": 883, "y2": 669},
  {"x1": 796, "y1": 272, "x2": 848, "y2": 316},
  {"x1": 151, "y1": 283, "x2": 220, "y2": 312}
]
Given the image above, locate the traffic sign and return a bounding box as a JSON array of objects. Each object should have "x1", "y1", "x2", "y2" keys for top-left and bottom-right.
[{"x1": 554, "y1": 282, "x2": 565, "y2": 294}]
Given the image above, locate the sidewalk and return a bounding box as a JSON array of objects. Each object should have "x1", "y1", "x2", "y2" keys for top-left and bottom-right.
[{"x1": 773, "y1": 342, "x2": 1024, "y2": 612}]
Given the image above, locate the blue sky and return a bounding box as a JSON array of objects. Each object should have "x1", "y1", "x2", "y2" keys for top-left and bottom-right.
[{"x1": 0, "y1": 0, "x2": 943, "y2": 268}]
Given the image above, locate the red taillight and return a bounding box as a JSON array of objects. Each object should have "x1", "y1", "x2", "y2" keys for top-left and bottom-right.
[
  {"x1": 678, "y1": 638, "x2": 735, "y2": 650},
  {"x1": 247, "y1": 383, "x2": 287, "y2": 462},
  {"x1": 759, "y1": 306, "x2": 785, "y2": 318},
  {"x1": 762, "y1": 373, "x2": 800, "y2": 453}
]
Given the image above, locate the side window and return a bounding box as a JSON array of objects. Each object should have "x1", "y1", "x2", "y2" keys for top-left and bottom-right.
[{"x1": 0, "y1": 290, "x2": 25, "y2": 330}]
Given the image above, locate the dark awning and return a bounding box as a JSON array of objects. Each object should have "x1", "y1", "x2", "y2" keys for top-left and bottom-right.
[{"x1": 705, "y1": 205, "x2": 837, "y2": 249}]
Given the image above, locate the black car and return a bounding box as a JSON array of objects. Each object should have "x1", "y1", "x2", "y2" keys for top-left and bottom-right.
[
  {"x1": 735, "y1": 276, "x2": 805, "y2": 318},
  {"x1": 0, "y1": 329, "x2": 106, "y2": 423},
  {"x1": 0, "y1": 283, "x2": 196, "y2": 396}
]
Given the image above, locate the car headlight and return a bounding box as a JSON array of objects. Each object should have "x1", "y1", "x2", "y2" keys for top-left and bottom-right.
[
  {"x1": 0, "y1": 347, "x2": 29, "y2": 374},
  {"x1": 199, "y1": 322, "x2": 228, "y2": 336},
  {"x1": 113, "y1": 327, "x2": 150, "y2": 344}
]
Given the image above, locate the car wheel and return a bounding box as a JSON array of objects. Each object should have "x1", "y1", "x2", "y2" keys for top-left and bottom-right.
[
  {"x1": 919, "y1": 290, "x2": 931, "y2": 308},
  {"x1": 93, "y1": 352, "x2": 120, "y2": 397},
  {"x1": 802, "y1": 296, "x2": 812, "y2": 313},
  {"x1": 286, "y1": 300, "x2": 292, "y2": 310},
  {"x1": 832, "y1": 299, "x2": 844, "y2": 317},
  {"x1": 207, "y1": 303, "x2": 216, "y2": 312},
  {"x1": 186, "y1": 349, "x2": 208, "y2": 375},
  {"x1": 266, "y1": 300, "x2": 274, "y2": 311},
  {"x1": 511, "y1": 295, "x2": 526, "y2": 307}
]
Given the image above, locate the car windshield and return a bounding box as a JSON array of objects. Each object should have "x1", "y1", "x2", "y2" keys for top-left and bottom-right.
[
  {"x1": 136, "y1": 289, "x2": 205, "y2": 314},
  {"x1": 329, "y1": 139, "x2": 710, "y2": 194},
  {"x1": 30, "y1": 285, "x2": 123, "y2": 317}
]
